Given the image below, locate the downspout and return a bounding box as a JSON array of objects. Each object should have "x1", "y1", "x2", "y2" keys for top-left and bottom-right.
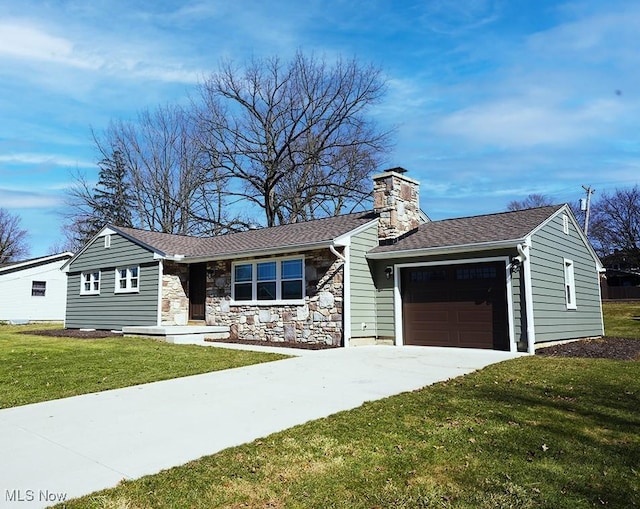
[
  {"x1": 330, "y1": 244, "x2": 351, "y2": 348},
  {"x1": 597, "y1": 266, "x2": 606, "y2": 336},
  {"x1": 329, "y1": 244, "x2": 346, "y2": 263},
  {"x1": 157, "y1": 260, "x2": 164, "y2": 326},
  {"x1": 521, "y1": 239, "x2": 536, "y2": 354}
]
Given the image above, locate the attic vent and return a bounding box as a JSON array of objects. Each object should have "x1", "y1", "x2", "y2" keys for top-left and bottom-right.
[
  {"x1": 104, "y1": 234, "x2": 111, "y2": 248},
  {"x1": 562, "y1": 214, "x2": 569, "y2": 235}
]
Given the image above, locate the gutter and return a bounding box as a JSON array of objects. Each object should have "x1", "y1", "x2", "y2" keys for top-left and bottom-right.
[
  {"x1": 366, "y1": 238, "x2": 525, "y2": 260},
  {"x1": 170, "y1": 240, "x2": 336, "y2": 264}
]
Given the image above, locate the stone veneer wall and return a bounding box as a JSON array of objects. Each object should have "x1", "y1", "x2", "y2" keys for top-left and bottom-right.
[
  {"x1": 205, "y1": 249, "x2": 344, "y2": 345},
  {"x1": 161, "y1": 261, "x2": 189, "y2": 325}
]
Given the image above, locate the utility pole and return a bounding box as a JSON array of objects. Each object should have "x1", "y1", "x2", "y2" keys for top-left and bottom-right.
[{"x1": 581, "y1": 185, "x2": 595, "y2": 235}]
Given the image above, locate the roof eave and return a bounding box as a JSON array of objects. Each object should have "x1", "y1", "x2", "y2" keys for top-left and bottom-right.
[
  {"x1": 333, "y1": 218, "x2": 379, "y2": 245},
  {"x1": 366, "y1": 238, "x2": 525, "y2": 260},
  {"x1": 0, "y1": 252, "x2": 74, "y2": 274},
  {"x1": 173, "y1": 240, "x2": 337, "y2": 263},
  {"x1": 108, "y1": 225, "x2": 169, "y2": 258}
]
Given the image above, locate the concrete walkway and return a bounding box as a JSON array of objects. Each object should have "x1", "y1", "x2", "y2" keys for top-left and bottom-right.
[{"x1": 0, "y1": 345, "x2": 522, "y2": 508}]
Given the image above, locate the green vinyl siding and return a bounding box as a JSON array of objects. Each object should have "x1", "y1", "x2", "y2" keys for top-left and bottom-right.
[
  {"x1": 529, "y1": 212, "x2": 603, "y2": 344},
  {"x1": 348, "y1": 224, "x2": 379, "y2": 338},
  {"x1": 374, "y1": 261, "x2": 395, "y2": 338},
  {"x1": 68, "y1": 234, "x2": 157, "y2": 272},
  {"x1": 65, "y1": 233, "x2": 159, "y2": 329}
]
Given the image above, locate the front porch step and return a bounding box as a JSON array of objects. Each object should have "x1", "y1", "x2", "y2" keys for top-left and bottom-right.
[{"x1": 122, "y1": 325, "x2": 230, "y2": 345}]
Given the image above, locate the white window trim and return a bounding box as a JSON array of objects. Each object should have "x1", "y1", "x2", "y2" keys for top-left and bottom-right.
[
  {"x1": 80, "y1": 271, "x2": 101, "y2": 295},
  {"x1": 563, "y1": 258, "x2": 577, "y2": 309},
  {"x1": 231, "y1": 256, "x2": 305, "y2": 305},
  {"x1": 104, "y1": 234, "x2": 111, "y2": 248},
  {"x1": 114, "y1": 266, "x2": 140, "y2": 294}
]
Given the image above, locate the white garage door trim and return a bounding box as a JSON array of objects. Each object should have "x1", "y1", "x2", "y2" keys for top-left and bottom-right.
[{"x1": 393, "y1": 256, "x2": 516, "y2": 352}]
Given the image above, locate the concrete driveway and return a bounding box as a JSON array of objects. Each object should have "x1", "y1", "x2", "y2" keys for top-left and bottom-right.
[{"x1": 0, "y1": 345, "x2": 522, "y2": 508}]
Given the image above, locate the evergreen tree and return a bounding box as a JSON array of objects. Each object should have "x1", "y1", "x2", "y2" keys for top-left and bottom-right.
[{"x1": 93, "y1": 150, "x2": 133, "y2": 228}]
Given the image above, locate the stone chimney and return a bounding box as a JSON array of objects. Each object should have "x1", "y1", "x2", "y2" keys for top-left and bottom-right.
[{"x1": 373, "y1": 167, "x2": 421, "y2": 241}]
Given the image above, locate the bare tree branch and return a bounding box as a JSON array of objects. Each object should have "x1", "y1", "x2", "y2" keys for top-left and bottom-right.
[
  {"x1": 196, "y1": 52, "x2": 393, "y2": 227},
  {"x1": 0, "y1": 209, "x2": 29, "y2": 263}
]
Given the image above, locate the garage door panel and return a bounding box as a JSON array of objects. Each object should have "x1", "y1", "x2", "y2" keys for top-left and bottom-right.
[
  {"x1": 408, "y1": 331, "x2": 453, "y2": 347},
  {"x1": 457, "y1": 330, "x2": 494, "y2": 348},
  {"x1": 402, "y1": 262, "x2": 508, "y2": 350},
  {"x1": 455, "y1": 307, "x2": 492, "y2": 325}
]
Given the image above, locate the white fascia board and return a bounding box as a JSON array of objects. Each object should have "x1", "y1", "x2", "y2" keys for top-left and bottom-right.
[
  {"x1": 60, "y1": 225, "x2": 113, "y2": 272},
  {"x1": 0, "y1": 252, "x2": 73, "y2": 274},
  {"x1": 366, "y1": 238, "x2": 523, "y2": 260},
  {"x1": 98, "y1": 227, "x2": 117, "y2": 237},
  {"x1": 333, "y1": 219, "x2": 379, "y2": 246},
  {"x1": 108, "y1": 226, "x2": 168, "y2": 259}
]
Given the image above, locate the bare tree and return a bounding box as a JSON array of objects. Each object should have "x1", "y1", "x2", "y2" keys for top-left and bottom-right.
[
  {"x1": 589, "y1": 186, "x2": 640, "y2": 264},
  {"x1": 507, "y1": 194, "x2": 553, "y2": 211},
  {"x1": 60, "y1": 169, "x2": 104, "y2": 251},
  {"x1": 196, "y1": 52, "x2": 392, "y2": 227},
  {"x1": 0, "y1": 208, "x2": 29, "y2": 264},
  {"x1": 94, "y1": 104, "x2": 240, "y2": 236}
]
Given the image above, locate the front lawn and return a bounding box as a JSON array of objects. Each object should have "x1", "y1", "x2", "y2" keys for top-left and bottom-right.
[
  {"x1": 61, "y1": 355, "x2": 639, "y2": 508},
  {"x1": 0, "y1": 324, "x2": 288, "y2": 408},
  {"x1": 603, "y1": 301, "x2": 640, "y2": 338}
]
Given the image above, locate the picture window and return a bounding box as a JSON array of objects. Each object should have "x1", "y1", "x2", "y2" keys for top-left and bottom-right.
[{"x1": 233, "y1": 258, "x2": 304, "y2": 303}]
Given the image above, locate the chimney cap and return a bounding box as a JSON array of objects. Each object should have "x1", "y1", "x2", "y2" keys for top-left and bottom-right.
[{"x1": 372, "y1": 167, "x2": 419, "y2": 185}]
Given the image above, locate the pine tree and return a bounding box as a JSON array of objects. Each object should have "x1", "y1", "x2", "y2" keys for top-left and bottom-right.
[{"x1": 92, "y1": 150, "x2": 133, "y2": 228}]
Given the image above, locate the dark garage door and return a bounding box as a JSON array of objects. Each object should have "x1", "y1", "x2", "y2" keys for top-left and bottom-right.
[{"x1": 401, "y1": 262, "x2": 509, "y2": 350}]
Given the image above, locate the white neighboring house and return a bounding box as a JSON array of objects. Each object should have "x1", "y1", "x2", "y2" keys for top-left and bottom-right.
[{"x1": 0, "y1": 252, "x2": 73, "y2": 323}]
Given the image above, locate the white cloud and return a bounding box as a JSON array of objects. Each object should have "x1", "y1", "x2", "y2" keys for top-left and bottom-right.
[
  {"x1": 0, "y1": 19, "x2": 202, "y2": 84},
  {"x1": 0, "y1": 188, "x2": 62, "y2": 209},
  {"x1": 417, "y1": 0, "x2": 502, "y2": 35},
  {"x1": 527, "y1": 5, "x2": 640, "y2": 65},
  {"x1": 437, "y1": 96, "x2": 627, "y2": 148},
  {"x1": 0, "y1": 21, "x2": 101, "y2": 70},
  {"x1": 0, "y1": 153, "x2": 93, "y2": 167}
]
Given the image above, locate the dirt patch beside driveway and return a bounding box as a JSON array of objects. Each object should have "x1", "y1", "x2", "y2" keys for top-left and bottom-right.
[{"x1": 536, "y1": 337, "x2": 640, "y2": 361}]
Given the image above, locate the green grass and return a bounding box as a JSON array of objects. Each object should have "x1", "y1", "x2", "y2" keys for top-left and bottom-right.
[
  {"x1": 8, "y1": 303, "x2": 640, "y2": 508},
  {"x1": 59, "y1": 356, "x2": 640, "y2": 509},
  {"x1": 0, "y1": 324, "x2": 288, "y2": 408},
  {"x1": 603, "y1": 301, "x2": 640, "y2": 338}
]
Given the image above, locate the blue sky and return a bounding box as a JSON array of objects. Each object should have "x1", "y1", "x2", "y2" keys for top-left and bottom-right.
[{"x1": 1, "y1": 0, "x2": 639, "y2": 257}]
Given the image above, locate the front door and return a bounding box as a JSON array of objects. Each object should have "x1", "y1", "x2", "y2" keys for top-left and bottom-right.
[{"x1": 189, "y1": 263, "x2": 207, "y2": 321}]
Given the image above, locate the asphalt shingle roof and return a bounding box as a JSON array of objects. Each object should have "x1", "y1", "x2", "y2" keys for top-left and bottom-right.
[
  {"x1": 370, "y1": 205, "x2": 564, "y2": 254},
  {"x1": 114, "y1": 211, "x2": 379, "y2": 259},
  {"x1": 111, "y1": 205, "x2": 565, "y2": 260}
]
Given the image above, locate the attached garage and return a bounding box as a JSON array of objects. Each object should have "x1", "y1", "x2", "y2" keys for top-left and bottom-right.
[{"x1": 400, "y1": 261, "x2": 510, "y2": 350}]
